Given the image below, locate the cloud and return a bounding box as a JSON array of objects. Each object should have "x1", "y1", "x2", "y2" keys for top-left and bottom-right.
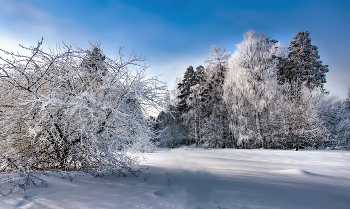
[
  {"x1": 1, "y1": 0, "x2": 51, "y2": 21},
  {"x1": 0, "y1": 0, "x2": 95, "y2": 49},
  {"x1": 0, "y1": 0, "x2": 58, "y2": 45}
]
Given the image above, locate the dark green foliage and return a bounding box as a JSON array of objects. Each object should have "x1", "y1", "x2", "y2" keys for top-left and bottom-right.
[
  {"x1": 277, "y1": 31, "x2": 329, "y2": 91},
  {"x1": 177, "y1": 66, "x2": 197, "y2": 113},
  {"x1": 344, "y1": 87, "x2": 350, "y2": 111}
]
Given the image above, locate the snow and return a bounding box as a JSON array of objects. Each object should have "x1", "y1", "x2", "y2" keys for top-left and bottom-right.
[{"x1": 1, "y1": 148, "x2": 349, "y2": 208}]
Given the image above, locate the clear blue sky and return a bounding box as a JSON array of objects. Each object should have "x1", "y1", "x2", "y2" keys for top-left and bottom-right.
[{"x1": 1, "y1": 0, "x2": 349, "y2": 98}]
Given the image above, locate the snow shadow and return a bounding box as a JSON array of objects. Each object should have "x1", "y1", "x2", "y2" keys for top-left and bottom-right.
[{"x1": 137, "y1": 165, "x2": 350, "y2": 209}]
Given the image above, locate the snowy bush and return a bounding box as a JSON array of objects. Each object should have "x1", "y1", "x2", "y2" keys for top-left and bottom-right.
[
  {"x1": 318, "y1": 95, "x2": 350, "y2": 149},
  {"x1": 0, "y1": 39, "x2": 165, "y2": 195}
]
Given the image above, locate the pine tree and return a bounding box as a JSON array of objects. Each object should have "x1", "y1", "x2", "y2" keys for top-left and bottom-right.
[
  {"x1": 276, "y1": 31, "x2": 329, "y2": 150},
  {"x1": 344, "y1": 86, "x2": 350, "y2": 111},
  {"x1": 80, "y1": 47, "x2": 108, "y2": 87},
  {"x1": 177, "y1": 66, "x2": 197, "y2": 113},
  {"x1": 277, "y1": 31, "x2": 329, "y2": 91},
  {"x1": 190, "y1": 66, "x2": 205, "y2": 146},
  {"x1": 200, "y1": 46, "x2": 231, "y2": 148},
  {"x1": 203, "y1": 46, "x2": 229, "y2": 117},
  {"x1": 176, "y1": 66, "x2": 199, "y2": 145}
]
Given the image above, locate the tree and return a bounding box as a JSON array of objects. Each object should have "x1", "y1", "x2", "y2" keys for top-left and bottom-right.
[
  {"x1": 319, "y1": 95, "x2": 350, "y2": 149},
  {"x1": 177, "y1": 66, "x2": 197, "y2": 114},
  {"x1": 203, "y1": 46, "x2": 230, "y2": 119},
  {"x1": 198, "y1": 46, "x2": 231, "y2": 148},
  {"x1": 187, "y1": 66, "x2": 205, "y2": 146},
  {"x1": 0, "y1": 39, "x2": 165, "y2": 195},
  {"x1": 155, "y1": 104, "x2": 188, "y2": 148},
  {"x1": 275, "y1": 31, "x2": 329, "y2": 150},
  {"x1": 271, "y1": 86, "x2": 327, "y2": 150},
  {"x1": 344, "y1": 86, "x2": 350, "y2": 111},
  {"x1": 154, "y1": 83, "x2": 188, "y2": 148},
  {"x1": 176, "y1": 66, "x2": 200, "y2": 145},
  {"x1": 224, "y1": 31, "x2": 284, "y2": 148},
  {"x1": 277, "y1": 31, "x2": 329, "y2": 91}
]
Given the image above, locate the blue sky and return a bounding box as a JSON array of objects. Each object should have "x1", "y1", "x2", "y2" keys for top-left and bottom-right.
[{"x1": 1, "y1": 0, "x2": 349, "y2": 98}]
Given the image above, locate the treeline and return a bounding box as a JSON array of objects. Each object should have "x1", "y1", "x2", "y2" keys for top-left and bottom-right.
[{"x1": 154, "y1": 31, "x2": 350, "y2": 150}]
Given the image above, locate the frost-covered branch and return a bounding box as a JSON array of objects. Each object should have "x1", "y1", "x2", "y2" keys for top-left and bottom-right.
[{"x1": 0, "y1": 40, "x2": 166, "y2": 195}]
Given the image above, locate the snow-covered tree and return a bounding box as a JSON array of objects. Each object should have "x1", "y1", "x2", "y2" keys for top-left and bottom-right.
[
  {"x1": 197, "y1": 46, "x2": 231, "y2": 148},
  {"x1": 319, "y1": 94, "x2": 350, "y2": 149},
  {"x1": 154, "y1": 76, "x2": 191, "y2": 147},
  {"x1": 177, "y1": 66, "x2": 197, "y2": 114},
  {"x1": 176, "y1": 65, "x2": 205, "y2": 146},
  {"x1": 0, "y1": 39, "x2": 165, "y2": 195},
  {"x1": 274, "y1": 31, "x2": 329, "y2": 150},
  {"x1": 224, "y1": 31, "x2": 285, "y2": 148},
  {"x1": 155, "y1": 104, "x2": 188, "y2": 148},
  {"x1": 277, "y1": 31, "x2": 329, "y2": 91},
  {"x1": 344, "y1": 86, "x2": 350, "y2": 111},
  {"x1": 271, "y1": 86, "x2": 329, "y2": 150},
  {"x1": 186, "y1": 66, "x2": 205, "y2": 146}
]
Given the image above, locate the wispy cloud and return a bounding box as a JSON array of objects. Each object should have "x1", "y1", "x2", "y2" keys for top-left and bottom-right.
[
  {"x1": 0, "y1": 0, "x2": 56, "y2": 36},
  {"x1": 0, "y1": 0, "x2": 348, "y2": 98},
  {"x1": 0, "y1": 0, "x2": 93, "y2": 48},
  {"x1": 1, "y1": 0, "x2": 51, "y2": 20}
]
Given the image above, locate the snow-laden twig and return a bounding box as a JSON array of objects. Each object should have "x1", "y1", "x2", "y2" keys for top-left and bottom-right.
[{"x1": 0, "y1": 40, "x2": 166, "y2": 195}]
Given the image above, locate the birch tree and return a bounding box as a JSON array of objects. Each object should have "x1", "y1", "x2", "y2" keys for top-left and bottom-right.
[{"x1": 224, "y1": 31, "x2": 285, "y2": 148}]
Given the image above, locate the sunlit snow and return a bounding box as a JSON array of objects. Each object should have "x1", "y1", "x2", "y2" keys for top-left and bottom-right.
[{"x1": 1, "y1": 148, "x2": 349, "y2": 208}]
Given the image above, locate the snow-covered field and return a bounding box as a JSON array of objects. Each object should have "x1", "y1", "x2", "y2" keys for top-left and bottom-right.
[{"x1": 1, "y1": 148, "x2": 349, "y2": 209}]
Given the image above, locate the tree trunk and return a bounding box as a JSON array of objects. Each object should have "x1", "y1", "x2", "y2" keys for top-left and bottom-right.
[
  {"x1": 195, "y1": 115, "x2": 199, "y2": 147},
  {"x1": 255, "y1": 111, "x2": 263, "y2": 147}
]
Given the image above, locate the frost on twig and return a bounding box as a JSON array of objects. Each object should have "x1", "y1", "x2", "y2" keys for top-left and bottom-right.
[{"x1": 0, "y1": 167, "x2": 47, "y2": 197}]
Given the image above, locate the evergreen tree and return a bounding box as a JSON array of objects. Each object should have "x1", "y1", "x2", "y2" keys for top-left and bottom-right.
[
  {"x1": 154, "y1": 87, "x2": 189, "y2": 147},
  {"x1": 80, "y1": 47, "x2": 107, "y2": 87},
  {"x1": 200, "y1": 46, "x2": 231, "y2": 148},
  {"x1": 344, "y1": 86, "x2": 350, "y2": 111},
  {"x1": 189, "y1": 66, "x2": 206, "y2": 146},
  {"x1": 277, "y1": 31, "x2": 329, "y2": 91},
  {"x1": 276, "y1": 31, "x2": 329, "y2": 150},
  {"x1": 177, "y1": 66, "x2": 197, "y2": 113},
  {"x1": 203, "y1": 46, "x2": 229, "y2": 118}
]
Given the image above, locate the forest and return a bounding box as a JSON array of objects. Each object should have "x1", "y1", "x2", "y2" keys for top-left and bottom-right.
[{"x1": 154, "y1": 31, "x2": 350, "y2": 150}]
